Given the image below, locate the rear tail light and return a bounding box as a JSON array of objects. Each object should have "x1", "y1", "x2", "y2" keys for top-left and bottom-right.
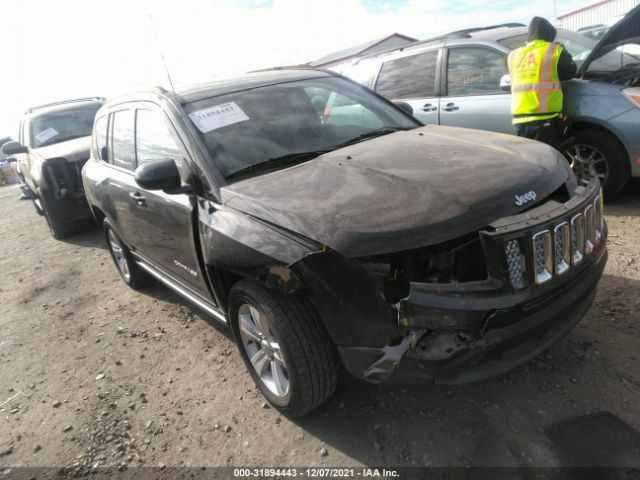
[
  {"x1": 554, "y1": 222, "x2": 570, "y2": 275},
  {"x1": 505, "y1": 239, "x2": 526, "y2": 289},
  {"x1": 623, "y1": 87, "x2": 640, "y2": 108},
  {"x1": 532, "y1": 230, "x2": 552, "y2": 284},
  {"x1": 571, "y1": 213, "x2": 584, "y2": 265}
]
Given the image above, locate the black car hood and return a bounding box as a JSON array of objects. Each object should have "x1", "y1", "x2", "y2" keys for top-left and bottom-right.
[
  {"x1": 221, "y1": 126, "x2": 569, "y2": 258},
  {"x1": 34, "y1": 136, "x2": 91, "y2": 163},
  {"x1": 578, "y1": 4, "x2": 640, "y2": 75}
]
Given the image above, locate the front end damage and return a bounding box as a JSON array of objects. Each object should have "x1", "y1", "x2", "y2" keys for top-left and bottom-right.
[
  {"x1": 39, "y1": 156, "x2": 92, "y2": 222},
  {"x1": 295, "y1": 178, "x2": 607, "y2": 385}
]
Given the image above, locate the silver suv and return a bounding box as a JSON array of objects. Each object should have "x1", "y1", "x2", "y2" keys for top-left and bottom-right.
[{"x1": 340, "y1": 6, "x2": 640, "y2": 198}]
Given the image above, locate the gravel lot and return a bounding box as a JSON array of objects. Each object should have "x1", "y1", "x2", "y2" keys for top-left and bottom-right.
[{"x1": 1, "y1": 181, "x2": 640, "y2": 473}]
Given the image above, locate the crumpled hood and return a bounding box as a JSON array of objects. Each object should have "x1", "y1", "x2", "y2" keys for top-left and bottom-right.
[
  {"x1": 221, "y1": 125, "x2": 569, "y2": 257},
  {"x1": 33, "y1": 136, "x2": 91, "y2": 163}
]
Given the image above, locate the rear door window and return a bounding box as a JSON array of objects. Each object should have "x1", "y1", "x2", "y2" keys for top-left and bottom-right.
[
  {"x1": 446, "y1": 47, "x2": 507, "y2": 96},
  {"x1": 375, "y1": 51, "x2": 438, "y2": 99},
  {"x1": 110, "y1": 110, "x2": 135, "y2": 170}
]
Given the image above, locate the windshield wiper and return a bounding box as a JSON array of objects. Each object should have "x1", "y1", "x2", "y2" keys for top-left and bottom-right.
[
  {"x1": 331, "y1": 127, "x2": 410, "y2": 150},
  {"x1": 226, "y1": 150, "x2": 330, "y2": 180}
]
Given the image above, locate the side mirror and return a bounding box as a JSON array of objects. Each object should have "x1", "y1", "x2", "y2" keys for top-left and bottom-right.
[
  {"x1": 500, "y1": 74, "x2": 512, "y2": 92},
  {"x1": 134, "y1": 158, "x2": 181, "y2": 191},
  {"x1": 1, "y1": 141, "x2": 28, "y2": 155},
  {"x1": 394, "y1": 101, "x2": 414, "y2": 116}
]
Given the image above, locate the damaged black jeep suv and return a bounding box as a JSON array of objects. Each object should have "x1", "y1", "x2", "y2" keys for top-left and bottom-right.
[
  {"x1": 82, "y1": 69, "x2": 607, "y2": 416},
  {"x1": 2, "y1": 98, "x2": 103, "y2": 238}
]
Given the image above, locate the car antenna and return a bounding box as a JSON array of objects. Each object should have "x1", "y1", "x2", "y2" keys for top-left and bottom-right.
[{"x1": 146, "y1": 12, "x2": 177, "y2": 96}]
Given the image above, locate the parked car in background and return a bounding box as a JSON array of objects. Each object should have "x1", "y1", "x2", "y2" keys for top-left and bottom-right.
[
  {"x1": 1, "y1": 98, "x2": 103, "y2": 238},
  {"x1": 83, "y1": 68, "x2": 606, "y2": 416},
  {"x1": 577, "y1": 24, "x2": 610, "y2": 41},
  {"x1": 0, "y1": 136, "x2": 17, "y2": 185},
  {"x1": 0, "y1": 137, "x2": 13, "y2": 168},
  {"x1": 340, "y1": 5, "x2": 640, "y2": 198}
]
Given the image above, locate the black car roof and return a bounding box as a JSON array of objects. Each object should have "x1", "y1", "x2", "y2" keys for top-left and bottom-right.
[{"x1": 175, "y1": 68, "x2": 333, "y2": 104}]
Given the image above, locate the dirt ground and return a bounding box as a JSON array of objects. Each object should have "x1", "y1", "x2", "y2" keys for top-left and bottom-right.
[{"x1": 1, "y1": 180, "x2": 640, "y2": 475}]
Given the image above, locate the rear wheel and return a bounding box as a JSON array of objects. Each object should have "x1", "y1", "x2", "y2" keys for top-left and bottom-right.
[
  {"x1": 560, "y1": 129, "x2": 630, "y2": 199},
  {"x1": 103, "y1": 220, "x2": 149, "y2": 289},
  {"x1": 229, "y1": 280, "x2": 337, "y2": 417}
]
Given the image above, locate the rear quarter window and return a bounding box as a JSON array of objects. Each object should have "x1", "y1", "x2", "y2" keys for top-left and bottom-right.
[
  {"x1": 93, "y1": 115, "x2": 108, "y2": 161},
  {"x1": 110, "y1": 110, "x2": 135, "y2": 170}
]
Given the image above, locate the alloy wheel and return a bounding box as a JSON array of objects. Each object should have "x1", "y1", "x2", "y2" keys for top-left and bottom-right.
[
  {"x1": 108, "y1": 230, "x2": 131, "y2": 282},
  {"x1": 238, "y1": 303, "x2": 290, "y2": 398},
  {"x1": 564, "y1": 144, "x2": 608, "y2": 186}
]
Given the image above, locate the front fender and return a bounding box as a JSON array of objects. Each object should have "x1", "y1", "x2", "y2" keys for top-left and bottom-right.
[{"x1": 198, "y1": 199, "x2": 319, "y2": 274}]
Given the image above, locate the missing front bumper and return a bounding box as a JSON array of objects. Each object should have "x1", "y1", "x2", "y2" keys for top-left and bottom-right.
[{"x1": 339, "y1": 247, "x2": 606, "y2": 385}]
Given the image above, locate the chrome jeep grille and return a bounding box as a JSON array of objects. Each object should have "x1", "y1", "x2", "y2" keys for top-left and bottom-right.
[
  {"x1": 532, "y1": 230, "x2": 553, "y2": 284},
  {"x1": 570, "y1": 213, "x2": 585, "y2": 266},
  {"x1": 553, "y1": 222, "x2": 570, "y2": 275},
  {"x1": 505, "y1": 239, "x2": 526, "y2": 290},
  {"x1": 503, "y1": 192, "x2": 604, "y2": 289}
]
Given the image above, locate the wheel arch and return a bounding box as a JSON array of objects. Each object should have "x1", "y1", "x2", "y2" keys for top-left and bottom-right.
[
  {"x1": 566, "y1": 120, "x2": 631, "y2": 166},
  {"x1": 89, "y1": 203, "x2": 106, "y2": 227},
  {"x1": 207, "y1": 263, "x2": 304, "y2": 313}
]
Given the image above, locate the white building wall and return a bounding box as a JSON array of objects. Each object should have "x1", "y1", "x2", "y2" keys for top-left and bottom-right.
[{"x1": 557, "y1": 0, "x2": 639, "y2": 30}]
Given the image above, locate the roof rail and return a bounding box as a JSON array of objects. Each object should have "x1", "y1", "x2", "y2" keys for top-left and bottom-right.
[
  {"x1": 357, "y1": 22, "x2": 526, "y2": 60},
  {"x1": 449, "y1": 22, "x2": 525, "y2": 35},
  {"x1": 25, "y1": 97, "x2": 105, "y2": 114}
]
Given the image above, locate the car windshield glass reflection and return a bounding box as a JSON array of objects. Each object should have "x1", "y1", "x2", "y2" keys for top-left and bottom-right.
[
  {"x1": 30, "y1": 104, "x2": 101, "y2": 148},
  {"x1": 184, "y1": 77, "x2": 418, "y2": 179}
]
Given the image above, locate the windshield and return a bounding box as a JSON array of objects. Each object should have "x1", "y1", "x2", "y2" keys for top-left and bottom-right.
[
  {"x1": 499, "y1": 29, "x2": 640, "y2": 73},
  {"x1": 184, "y1": 76, "x2": 419, "y2": 179},
  {"x1": 29, "y1": 103, "x2": 101, "y2": 148}
]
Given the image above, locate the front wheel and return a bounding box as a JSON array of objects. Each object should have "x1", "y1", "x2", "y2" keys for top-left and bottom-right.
[
  {"x1": 39, "y1": 192, "x2": 76, "y2": 239},
  {"x1": 103, "y1": 220, "x2": 149, "y2": 290},
  {"x1": 229, "y1": 280, "x2": 338, "y2": 417},
  {"x1": 560, "y1": 129, "x2": 630, "y2": 199}
]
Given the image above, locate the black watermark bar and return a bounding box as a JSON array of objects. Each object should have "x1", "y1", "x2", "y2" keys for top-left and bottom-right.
[{"x1": 1, "y1": 467, "x2": 639, "y2": 480}]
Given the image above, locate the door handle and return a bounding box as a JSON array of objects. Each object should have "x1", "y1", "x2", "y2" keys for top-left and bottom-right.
[
  {"x1": 442, "y1": 103, "x2": 459, "y2": 112},
  {"x1": 129, "y1": 192, "x2": 146, "y2": 205},
  {"x1": 422, "y1": 103, "x2": 438, "y2": 112}
]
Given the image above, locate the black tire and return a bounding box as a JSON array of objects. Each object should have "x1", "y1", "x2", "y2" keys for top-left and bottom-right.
[
  {"x1": 39, "y1": 192, "x2": 76, "y2": 239},
  {"x1": 229, "y1": 280, "x2": 337, "y2": 417},
  {"x1": 103, "y1": 219, "x2": 150, "y2": 290},
  {"x1": 560, "y1": 129, "x2": 630, "y2": 199}
]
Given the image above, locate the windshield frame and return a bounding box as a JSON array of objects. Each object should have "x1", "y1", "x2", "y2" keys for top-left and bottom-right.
[
  {"x1": 28, "y1": 103, "x2": 102, "y2": 149},
  {"x1": 183, "y1": 75, "x2": 421, "y2": 182}
]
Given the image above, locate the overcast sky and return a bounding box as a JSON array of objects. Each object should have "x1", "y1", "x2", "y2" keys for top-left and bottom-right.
[{"x1": 0, "y1": 0, "x2": 587, "y2": 137}]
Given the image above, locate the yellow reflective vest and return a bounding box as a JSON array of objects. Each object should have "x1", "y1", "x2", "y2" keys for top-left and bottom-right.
[{"x1": 508, "y1": 40, "x2": 563, "y2": 124}]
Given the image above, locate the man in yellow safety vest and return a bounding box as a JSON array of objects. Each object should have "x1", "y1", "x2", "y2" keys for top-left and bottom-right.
[{"x1": 508, "y1": 17, "x2": 577, "y2": 149}]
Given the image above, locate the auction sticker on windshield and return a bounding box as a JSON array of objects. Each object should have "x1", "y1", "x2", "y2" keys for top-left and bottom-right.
[
  {"x1": 189, "y1": 102, "x2": 249, "y2": 133},
  {"x1": 35, "y1": 127, "x2": 59, "y2": 144}
]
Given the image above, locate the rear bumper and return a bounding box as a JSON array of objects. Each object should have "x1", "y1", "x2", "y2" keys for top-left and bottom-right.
[{"x1": 339, "y1": 236, "x2": 606, "y2": 385}]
